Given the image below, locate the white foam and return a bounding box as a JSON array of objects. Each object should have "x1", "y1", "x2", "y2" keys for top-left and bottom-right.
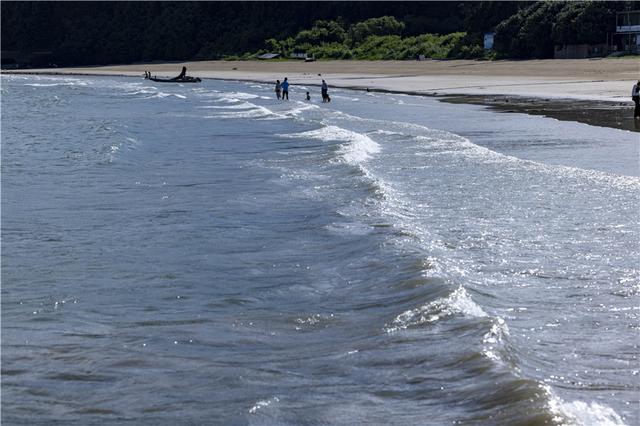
[
  {"x1": 20, "y1": 76, "x2": 90, "y2": 87},
  {"x1": 544, "y1": 385, "x2": 626, "y2": 426},
  {"x1": 140, "y1": 92, "x2": 176, "y2": 99},
  {"x1": 208, "y1": 105, "x2": 278, "y2": 119},
  {"x1": 373, "y1": 129, "x2": 406, "y2": 136},
  {"x1": 225, "y1": 91, "x2": 260, "y2": 100},
  {"x1": 197, "y1": 101, "x2": 256, "y2": 110},
  {"x1": 24, "y1": 82, "x2": 77, "y2": 87},
  {"x1": 386, "y1": 286, "x2": 487, "y2": 333},
  {"x1": 482, "y1": 317, "x2": 509, "y2": 363},
  {"x1": 284, "y1": 103, "x2": 320, "y2": 116},
  {"x1": 282, "y1": 126, "x2": 381, "y2": 165},
  {"x1": 248, "y1": 396, "x2": 279, "y2": 414}
]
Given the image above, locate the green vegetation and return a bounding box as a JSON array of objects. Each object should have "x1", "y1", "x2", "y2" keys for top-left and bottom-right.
[
  {"x1": 0, "y1": 1, "x2": 637, "y2": 67},
  {"x1": 493, "y1": 1, "x2": 627, "y2": 58},
  {"x1": 253, "y1": 17, "x2": 483, "y2": 60},
  {"x1": 249, "y1": 2, "x2": 635, "y2": 61}
]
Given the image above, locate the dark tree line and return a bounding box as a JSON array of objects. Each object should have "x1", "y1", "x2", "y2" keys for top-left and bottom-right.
[
  {"x1": 1, "y1": 1, "x2": 469, "y2": 65},
  {"x1": 1, "y1": 1, "x2": 636, "y2": 66}
]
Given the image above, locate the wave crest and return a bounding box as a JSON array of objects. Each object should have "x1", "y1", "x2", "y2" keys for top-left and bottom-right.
[{"x1": 386, "y1": 286, "x2": 486, "y2": 333}]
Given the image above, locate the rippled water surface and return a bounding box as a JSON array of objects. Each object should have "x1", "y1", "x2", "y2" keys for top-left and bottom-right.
[{"x1": 2, "y1": 74, "x2": 639, "y2": 425}]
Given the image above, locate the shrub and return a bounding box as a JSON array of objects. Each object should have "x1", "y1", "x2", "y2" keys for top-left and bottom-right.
[{"x1": 349, "y1": 16, "x2": 405, "y2": 46}]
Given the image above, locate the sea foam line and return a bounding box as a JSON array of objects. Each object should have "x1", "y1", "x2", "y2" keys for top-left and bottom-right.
[
  {"x1": 329, "y1": 111, "x2": 639, "y2": 189},
  {"x1": 280, "y1": 125, "x2": 381, "y2": 165}
]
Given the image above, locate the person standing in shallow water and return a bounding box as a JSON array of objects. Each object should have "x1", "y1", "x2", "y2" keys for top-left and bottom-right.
[
  {"x1": 275, "y1": 80, "x2": 282, "y2": 100},
  {"x1": 632, "y1": 80, "x2": 640, "y2": 119},
  {"x1": 321, "y1": 79, "x2": 328, "y2": 102},
  {"x1": 281, "y1": 77, "x2": 289, "y2": 101}
]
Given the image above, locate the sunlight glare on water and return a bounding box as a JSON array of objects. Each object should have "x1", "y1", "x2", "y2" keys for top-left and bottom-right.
[{"x1": 2, "y1": 74, "x2": 638, "y2": 425}]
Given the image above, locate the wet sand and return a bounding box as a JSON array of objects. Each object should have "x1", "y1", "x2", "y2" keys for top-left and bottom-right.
[
  {"x1": 7, "y1": 59, "x2": 640, "y2": 131},
  {"x1": 441, "y1": 95, "x2": 640, "y2": 133}
]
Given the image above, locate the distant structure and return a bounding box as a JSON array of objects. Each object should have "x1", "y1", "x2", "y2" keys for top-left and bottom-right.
[
  {"x1": 613, "y1": 10, "x2": 640, "y2": 53},
  {"x1": 483, "y1": 32, "x2": 495, "y2": 51},
  {"x1": 290, "y1": 51, "x2": 315, "y2": 62},
  {"x1": 256, "y1": 53, "x2": 280, "y2": 60},
  {"x1": 554, "y1": 44, "x2": 607, "y2": 59},
  {"x1": 555, "y1": 10, "x2": 639, "y2": 58}
]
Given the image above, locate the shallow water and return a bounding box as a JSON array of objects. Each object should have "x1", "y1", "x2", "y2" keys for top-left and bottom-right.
[{"x1": 2, "y1": 74, "x2": 638, "y2": 425}]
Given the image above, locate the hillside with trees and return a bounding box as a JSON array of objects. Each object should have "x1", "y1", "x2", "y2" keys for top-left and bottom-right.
[{"x1": 1, "y1": 1, "x2": 636, "y2": 67}]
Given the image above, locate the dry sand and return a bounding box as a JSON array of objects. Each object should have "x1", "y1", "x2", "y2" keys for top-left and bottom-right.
[
  {"x1": 13, "y1": 58, "x2": 639, "y2": 100},
  {"x1": 7, "y1": 59, "x2": 640, "y2": 130}
]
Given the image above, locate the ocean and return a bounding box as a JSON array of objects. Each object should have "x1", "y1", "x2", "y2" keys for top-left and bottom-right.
[{"x1": 2, "y1": 74, "x2": 638, "y2": 425}]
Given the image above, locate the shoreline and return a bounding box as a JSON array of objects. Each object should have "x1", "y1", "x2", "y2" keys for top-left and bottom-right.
[
  {"x1": 5, "y1": 59, "x2": 639, "y2": 132},
  {"x1": 440, "y1": 95, "x2": 639, "y2": 133}
]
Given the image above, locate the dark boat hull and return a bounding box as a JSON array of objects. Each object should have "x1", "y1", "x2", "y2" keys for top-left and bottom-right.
[{"x1": 147, "y1": 77, "x2": 201, "y2": 83}]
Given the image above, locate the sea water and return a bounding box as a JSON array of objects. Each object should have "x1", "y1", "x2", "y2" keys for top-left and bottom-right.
[{"x1": 2, "y1": 74, "x2": 638, "y2": 425}]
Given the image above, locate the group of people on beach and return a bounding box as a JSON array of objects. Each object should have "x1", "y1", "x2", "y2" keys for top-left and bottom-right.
[
  {"x1": 274, "y1": 77, "x2": 331, "y2": 103},
  {"x1": 142, "y1": 67, "x2": 639, "y2": 122}
]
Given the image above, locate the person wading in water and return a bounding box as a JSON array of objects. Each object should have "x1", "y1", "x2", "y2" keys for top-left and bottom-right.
[
  {"x1": 281, "y1": 77, "x2": 290, "y2": 101},
  {"x1": 275, "y1": 80, "x2": 282, "y2": 100}
]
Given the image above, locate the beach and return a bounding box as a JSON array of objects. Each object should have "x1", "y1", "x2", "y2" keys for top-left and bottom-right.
[{"x1": 9, "y1": 58, "x2": 640, "y2": 131}]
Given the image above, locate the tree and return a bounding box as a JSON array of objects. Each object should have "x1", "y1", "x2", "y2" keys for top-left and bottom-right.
[{"x1": 348, "y1": 16, "x2": 405, "y2": 46}]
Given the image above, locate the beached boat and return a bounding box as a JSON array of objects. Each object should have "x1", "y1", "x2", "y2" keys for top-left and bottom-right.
[{"x1": 146, "y1": 76, "x2": 201, "y2": 83}]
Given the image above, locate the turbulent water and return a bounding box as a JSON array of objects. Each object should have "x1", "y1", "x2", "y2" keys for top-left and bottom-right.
[{"x1": 2, "y1": 74, "x2": 639, "y2": 425}]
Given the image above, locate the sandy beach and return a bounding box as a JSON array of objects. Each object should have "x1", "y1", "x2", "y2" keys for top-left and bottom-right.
[{"x1": 8, "y1": 59, "x2": 640, "y2": 131}]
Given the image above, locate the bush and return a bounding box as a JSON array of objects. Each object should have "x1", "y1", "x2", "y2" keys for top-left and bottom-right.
[
  {"x1": 353, "y1": 35, "x2": 404, "y2": 59},
  {"x1": 256, "y1": 15, "x2": 483, "y2": 61},
  {"x1": 348, "y1": 16, "x2": 405, "y2": 46},
  {"x1": 308, "y1": 42, "x2": 351, "y2": 59}
]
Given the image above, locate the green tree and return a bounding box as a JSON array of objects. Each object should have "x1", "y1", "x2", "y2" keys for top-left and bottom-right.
[
  {"x1": 552, "y1": 1, "x2": 617, "y2": 46},
  {"x1": 348, "y1": 16, "x2": 405, "y2": 46},
  {"x1": 494, "y1": 1, "x2": 564, "y2": 58}
]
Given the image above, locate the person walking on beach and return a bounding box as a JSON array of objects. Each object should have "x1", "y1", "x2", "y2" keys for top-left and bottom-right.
[
  {"x1": 632, "y1": 80, "x2": 640, "y2": 119},
  {"x1": 281, "y1": 77, "x2": 289, "y2": 100},
  {"x1": 275, "y1": 80, "x2": 282, "y2": 100},
  {"x1": 321, "y1": 79, "x2": 328, "y2": 103}
]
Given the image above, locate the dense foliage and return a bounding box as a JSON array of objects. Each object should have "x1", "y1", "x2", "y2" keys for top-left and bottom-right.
[
  {"x1": 253, "y1": 16, "x2": 482, "y2": 60},
  {"x1": 0, "y1": 1, "x2": 636, "y2": 66},
  {"x1": 493, "y1": 1, "x2": 632, "y2": 58}
]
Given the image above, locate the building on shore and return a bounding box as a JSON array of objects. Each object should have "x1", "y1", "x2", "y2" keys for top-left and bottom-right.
[
  {"x1": 554, "y1": 10, "x2": 639, "y2": 58},
  {"x1": 613, "y1": 10, "x2": 640, "y2": 53},
  {"x1": 554, "y1": 44, "x2": 608, "y2": 59}
]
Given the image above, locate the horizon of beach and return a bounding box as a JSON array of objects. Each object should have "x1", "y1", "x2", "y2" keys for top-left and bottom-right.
[{"x1": 7, "y1": 58, "x2": 640, "y2": 131}]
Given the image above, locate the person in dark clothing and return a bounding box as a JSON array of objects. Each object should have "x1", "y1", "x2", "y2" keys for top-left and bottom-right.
[
  {"x1": 305, "y1": 92, "x2": 311, "y2": 101},
  {"x1": 321, "y1": 79, "x2": 328, "y2": 102},
  {"x1": 632, "y1": 80, "x2": 640, "y2": 119},
  {"x1": 281, "y1": 77, "x2": 289, "y2": 100}
]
